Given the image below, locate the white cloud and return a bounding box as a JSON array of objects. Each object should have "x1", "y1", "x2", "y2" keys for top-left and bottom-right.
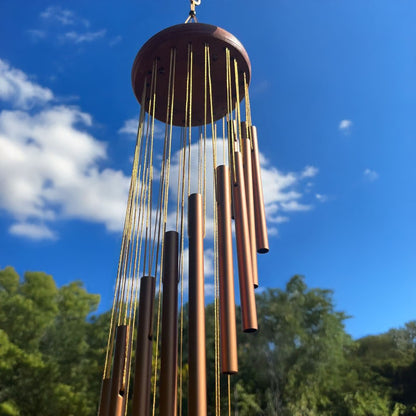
[
  {"x1": 301, "y1": 165, "x2": 319, "y2": 178},
  {"x1": 280, "y1": 201, "x2": 312, "y2": 212},
  {"x1": 0, "y1": 60, "x2": 321, "y2": 241},
  {"x1": 339, "y1": 119, "x2": 352, "y2": 134},
  {"x1": 363, "y1": 168, "x2": 379, "y2": 182},
  {"x1": 119, "y1": 117, "x2": 166, "y2": 140},
  {"x1": 168, "y1": 138, "x2": 317, "y2": 237},
  {"x1": 40, "y1": 6, "x2": 90, "y2": 28},
  {"x1": 0, "y1": 60, "x2": 130, "y2": 239},
  {"x1": 41, "y1": 6, "x2": 77, "y2": 25},
  {"x1": 0, "y1": 59, "x2": 53, "y2": 108},
  {"x1": 62, "y1": 30, "x2": 106, "y2": 44},
  {"x1": 118, "y1": 118, "x2": 138, "y2": 135},
  {"x1": 9, "y1": 222, "x2": 57, "y2": 241}
]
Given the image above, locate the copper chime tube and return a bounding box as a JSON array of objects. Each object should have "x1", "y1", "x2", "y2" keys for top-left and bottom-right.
[
  {"x1": 109, "y1": 324, "x2": 130, "y2": 416},
  {"x1": 132, "y1": 276, "x2": 155, "y2": 416},
  {"x1": 232, "y1": 151, "x2": 258, "y2": 332},
  {"x1": 250, "y1": 125, "x2": 269, "y2": 253},
  {"x1": 188, "y1": 193, "x2": 207, "y2": 415},
  {"x1": 241, "y1": 122, "x2": 259, "y2": 288},
  {"x1": 159, "y1": 231, "x2": 179, "y2": 416},
  {"x1": 98, "y1": 377, "x2": 111, "y2": 416},
  {"x1": 216, "y1": 165, "x2": 238, "y2": 374}
]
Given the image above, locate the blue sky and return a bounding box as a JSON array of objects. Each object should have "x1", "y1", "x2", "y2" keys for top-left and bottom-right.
[{"x1": 0, "y1": 0, "x2": 415, "y2": 339}]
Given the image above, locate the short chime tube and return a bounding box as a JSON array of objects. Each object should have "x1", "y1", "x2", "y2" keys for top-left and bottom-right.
[
  {"x1": 159, "y1": 231, "x2": 179, "y2": 416},
  {"x1": 216, "y1": 165, "x2": 238, "y2": 374},
  {"x1": 233, "y1": 152, "x2": 257, "y2": 332},
  {"x1": 109, "y1": 325, "x2": 130, "y2": 416},
  {"x1": 98, "y1": 377, "x2": 111, "y2": 416},
  {"x1": 250, "y1": 126, "x2": 269, "y2": 253},
  {"x1": 232, "y1": 151, "x2": 258, "y2": 332},
  {"x1": 241, "y1": 122, "x2": 259, "y2": 288},
  {"x1": 188, "y1": 193, "x2": 207, "y2": 416},
  {"x1": 132, "y1": 276, "x2": 156, "y2": 416}
]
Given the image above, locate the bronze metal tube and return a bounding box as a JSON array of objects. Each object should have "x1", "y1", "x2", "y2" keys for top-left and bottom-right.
[
  {"x1": 160, "y1": 231, "x2": 179, "y2": 416},
  {"x1": 232, "y1": 151, "x2": 258, "y2": 333},
  {"x1": 98, "y1": 377, "x2": 111, "y2": 416},
  {"x1": 109, "y1": 325, "x2": 130, "y2": 416},
  {"x1": 250, "y1": 125, "x2": 269, "y2": 253},
  {"x1": 188, "y1": 193, "x2": 207, "y2": 415},
  {"x1": 132, "y1": 276, "x2": 155, "y2": 416},
  {"x1": 241, "y1": 122, "x2": 259, "y2": 288},
  {"x1": 216, "y1": 165, "x2": 238, "y2": 374}
]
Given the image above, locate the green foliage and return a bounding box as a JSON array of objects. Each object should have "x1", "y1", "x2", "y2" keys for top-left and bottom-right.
[
  {"x1": 0, "y1": 267, "x2": 108, "y2": 416},
  {"x1": 1, "y1": 267, "x2": 415, "y2": 415}
]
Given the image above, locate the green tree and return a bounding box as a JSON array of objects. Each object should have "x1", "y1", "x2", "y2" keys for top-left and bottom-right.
[
  {"x1": 0, "y1": 267, "x2": 108, "y2": 416},
  {"x1": 234, "y1": 275, "x2": 352, "y2": 415}
]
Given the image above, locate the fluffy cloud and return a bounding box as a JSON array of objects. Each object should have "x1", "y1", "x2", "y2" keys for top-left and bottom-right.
[
  {"x1": 0, "y1": 59, "x2": 53, "y2": 108},
  {"x1": 118, "y1": 118, "x2": 138, "y2": 135},
  {"x1": 0, "y1": 60, "x2": 130, "y2": 239},
  {"x1": 61, "y1": 30, "x2": 106, "y2": 44},
  {"x1": 0, "y1": 59, "x2": 320, "y2": 241},
  {"x1": 301, "y1": 165, "x2": 319, "y2": 178},
  {"x1": 40, "y1": 6, "x2": 89, "y2": 27},
  {"x1": 41, "y1": 6, "x2": 77, "y2": 26},
  {"x1": 9, "y1": 222, "x2": 57, "y2": 240},
  {"x1": 167, "y1": 138, "x2": 318, "y2": 237},
  {"x1": 30, "y1": 6, "x2": 107, "y2": 45},
  {"x1": 119, "y1": 117, "x2": 165, "y2": 139}
]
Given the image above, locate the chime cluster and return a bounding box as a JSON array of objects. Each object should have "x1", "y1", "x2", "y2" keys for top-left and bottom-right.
[{"x1": 98, "y1": 21, "x2": 268, "y2": 416}]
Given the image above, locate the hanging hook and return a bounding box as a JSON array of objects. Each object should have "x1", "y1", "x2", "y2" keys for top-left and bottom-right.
[{"x1": 185, "y1": 0, "x2": 201, "y2": 23}]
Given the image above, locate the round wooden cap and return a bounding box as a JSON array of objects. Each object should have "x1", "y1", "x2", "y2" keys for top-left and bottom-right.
[{"x1": 131, "y1": 23, "x2": 251, "y2": 127}]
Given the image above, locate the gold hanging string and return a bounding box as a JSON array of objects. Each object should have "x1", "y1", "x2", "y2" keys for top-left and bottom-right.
[
  {"x1": 119, "y1": 86, "x2": 156, "y2": 326},
  {"x1": 151, "y1": 47, "x2": 176, "y2": 416},
  {"x1": 203, "y1": 44, "x2": 208, "y2": 232},
  {"x1": 187, "y1": 44, "x2": 193, "y2": 197},
  {"x1": 101, "y1": 78, "x2": 147, "y2": 381},
  {"x1": 127, "y1": 165, "x2": 143, "y2": 323},
  {"x1": 243, "y1": 72, "x2": 253, "y2": 149},
  {"x1": 176, "y1": 131, "x2": 184, "y2": 232},
  {"x1": 206, "y1": 43, "x2": 221, "y2": 415},
  {"x1": 179, "y1": 41, "x2": 193, "y2": 416},
  {"x1": 233, "y1": 59, "x2": 242, "y2": 152},
  {"x1": 146, "y1": 58, "x2": 158, "y2": 278},
  {"x1": 142, "y1": 60, "x2": 157, "y2": 277},
  {"x1": 225, "y1": 48, "x2": 237, "y2": 183}
]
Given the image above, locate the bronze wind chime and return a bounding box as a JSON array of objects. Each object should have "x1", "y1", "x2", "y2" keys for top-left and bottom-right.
[{"x1": 98, "y1": 1, "x2": 268, "y2": 415}]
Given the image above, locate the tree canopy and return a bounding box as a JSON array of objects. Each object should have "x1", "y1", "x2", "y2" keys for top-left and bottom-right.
[{"x1": 0, "y1": 267, "x2": 415, "y2": 415}]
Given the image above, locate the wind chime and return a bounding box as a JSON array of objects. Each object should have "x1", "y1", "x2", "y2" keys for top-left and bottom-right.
[{"x1": 98, "y1": 1, "x2": 269, "y2": 415}]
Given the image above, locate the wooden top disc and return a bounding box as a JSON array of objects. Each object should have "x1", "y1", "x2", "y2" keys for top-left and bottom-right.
[{"x1": 131, "y1": 23, "x2": 251, "y2": 127}]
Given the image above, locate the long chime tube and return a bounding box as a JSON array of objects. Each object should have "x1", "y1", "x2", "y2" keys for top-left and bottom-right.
[
  {"x1": 98, "y1": 378, "x2": 111, "y2": 416},
  {"x1": 188, "y1": 193, "x2": 207, "y2": 415},
  {"x1": 250, "y1": 126, "x2": 269, "y2": 253},
  {"x1": 132, "y1": 276, "x2": 156, "y2": 416},
  {"x1": 160, "y1": 231, "x2": 179, "y2": 416},
  {"x1": 241, "y1": 122, "x2": 259, "y2": 288},
  {"x1": 232, "y1": 151, "x2": 258, "y2": 332},
  {"x1": 108, "y1": 325, "x2": 130, "y2": 416},
  {"x1": 216, "y1": 165, "x2": 238, "y2": 374}
]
